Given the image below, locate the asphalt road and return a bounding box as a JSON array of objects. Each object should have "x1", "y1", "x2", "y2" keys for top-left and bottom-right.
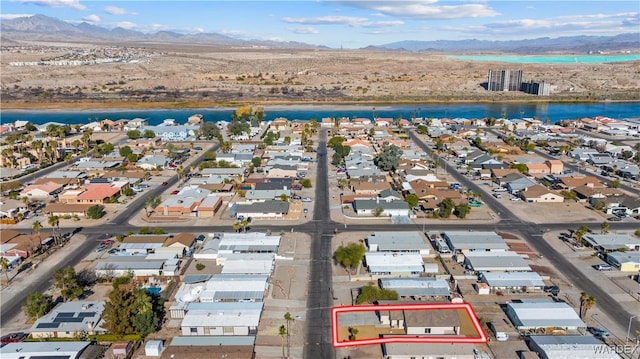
[{"x1": 304, "y1": 129, "x2": 335, "y2": 359}]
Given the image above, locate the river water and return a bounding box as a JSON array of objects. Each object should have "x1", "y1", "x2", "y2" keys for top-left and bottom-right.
[{"x1": 1, "y1": 102, "x2": 639, "y2": 126}]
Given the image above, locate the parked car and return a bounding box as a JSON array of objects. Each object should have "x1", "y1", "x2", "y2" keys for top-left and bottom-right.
[
  {"x1": 510, "y1": 197, "x2": 521, "y2": 201},
  {"x1": 543, "y1": 285, "x2": 560, "y2": 296},
  {"x1": 291, "y1": 194, "x2": 302, "y2": 200},
  {"x1": 171, "y1": 190, "x2": 180, "y2": 195},
  {"x1": 161, "y1": 181, "x2": 168, "y2": 186},
  {"x1": 138, "y1": 184, "x2": 150, "y2": 188},
  {"x1": 302, "y1": 197, "x2": 313, "y2": 202},
  {"x1": 588, "y1": 327, "x2": 610, "y2": 338},
  {"x1": 492, "y1": 193, "x2": 502, "y2": 199},
  {"x1": 607, "y1": 216, "x2": 622, "y2": 222},
  {"x1": 594, "y1": 264, "x2": 612, "y2": 271},
  {"x1": 303, "y1": 208, "x2": 309, "y2": 214},
  {"x1": 1, "y1": 332, "x2": 28, "y2": 344},
  {"x1": 95, "y1": 245, "x2": 107, "y2": 253}
]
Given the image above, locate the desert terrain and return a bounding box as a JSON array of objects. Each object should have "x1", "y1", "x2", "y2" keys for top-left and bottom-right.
[{"x1": 2, "y1": 42, "x2": 640, "y2": 109}]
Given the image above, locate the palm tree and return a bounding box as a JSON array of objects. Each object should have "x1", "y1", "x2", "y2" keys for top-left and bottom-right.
[
  {"x1": 0, "y1": 257, "x2": 10, "y2": 286},
  {"x1": 284, "y1": 312, "x2": 294, "y2": 358},
  {"x1": 232, "y1": 222, "x2": 241, "y2": 233},
  {"x1": 32, "y1": 220, "x2": 42, "y2": 235},
  {"x1": 220, "y1": 141, "x2": 232, "y2": 153},
  {"x1": 579, "y1": 292, "x2": 596, "y2": 319},
  {"x1": 241, "y1": 219, "x2": 249, "y2": 232},
  {"x1": 31, "y1": 139, "x2": 44, "y2": 162},
  {"x1": 279, "y1": 325, "x2": 287, "y2": 359},
  {"x1": 48, "y1": 215, "x2": 60, "y2": 245}
]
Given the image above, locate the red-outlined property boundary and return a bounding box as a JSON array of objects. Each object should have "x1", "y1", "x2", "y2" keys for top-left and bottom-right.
[{"x1": 331, "y1": 302, "x2": 488, "y2": 348}]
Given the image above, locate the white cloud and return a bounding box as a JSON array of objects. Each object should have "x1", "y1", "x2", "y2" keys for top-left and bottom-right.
[
  {"x1": 0, "y1": 13, "x2": 34, "y2": 20},
  {"x1": 446, "y1": 11, "x2": 640, "y2": 39},
  {"x1": 336, "y1": 0, "x2": 498, "y2": 19},
  {"x1": 114, "y1": 21, "x2": 136, "y2": 29},
  {"x1": 103, "y1": 6, "x2": 127, "y2": 15},
  {"x1": 82, "y1": 14, "x2": 100, "y2": 23},
  {"x1": 292, "y1": 27, "x2": 320, "y2": 34},
  {"x1": 282, "y1": 15, "x2": 403, "y2": 28},
  {"x1": 18, "y1": 0, "x2": 85, "y2": 10}
]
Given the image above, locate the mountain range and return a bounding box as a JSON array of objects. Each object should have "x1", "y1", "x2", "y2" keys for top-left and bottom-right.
[{"x1": 2, "y1": 14, "x2": 639, "y2": 53}]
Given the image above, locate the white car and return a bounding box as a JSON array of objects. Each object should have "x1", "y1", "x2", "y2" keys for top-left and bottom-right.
[
  {"x1": 302, "y1": 197, "x2": 313, "y2": 202},
  {"x1": 510, "y1": 197, "x2": 521, "y2": 201}
]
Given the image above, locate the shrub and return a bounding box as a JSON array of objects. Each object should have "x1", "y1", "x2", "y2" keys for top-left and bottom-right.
[{"x1": 195, "y1": 263, "x2": 205, "y2": 271}]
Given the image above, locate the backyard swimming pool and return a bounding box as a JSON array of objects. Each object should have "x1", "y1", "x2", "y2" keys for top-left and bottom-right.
[{"x1": 447, "y1": 54, "x2": 640, "y2": 64}]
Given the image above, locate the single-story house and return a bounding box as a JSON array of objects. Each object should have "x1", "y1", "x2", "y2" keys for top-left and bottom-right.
[
  {"x1": 352, "y1": 199, "x2": 410, "y2": 217},
  {"x1": 521, "y1": 185, "x2": 564, "y2": 203},
  {"x1": 382, "y1": 343, "x2": 477, "y2": 359},
  {"x1": 606, "y1": 252, "x2": 640, "y2": 272},
  {"x1": 366, "y1": 232, "x2": 430, "y2": 255},
  {"x1": 403, "y1": 309, "x2": 460, "y2": 335},
  {"x1": 464, "y1": 251, "x2": 531, "y2": 272},
  {"x1": 505, "y1": 300, "x2": 586, "y2": 332},
  {"x1": 379, "y1": 278, "x2": 450, "y2": 299},
  {"x1": 479, "y1": 271, "x2": 544, "y2": 293},
  {"x1": 180, "y1": 302, "x2": 262, "y2": 336},
  {"x1": 584, "y1": 234, "x2": 640, "y2": 252},
  {"x1": 527, "y1": 335, "x2": 619, "y2": 359},
  {"x1": 0, "y1": 342, "x2": 92, "y2": 359},
  {"x1": 43, "y1": 203, "x2": 93, "y2": 217},
  {"x1": 29, "y1": 301, "x2": 106, "y2": 338},
  {"x1": 232, "y1": 200, "x2": 290, "y2": 219},
  {"x1": 365, "y1": 252, "x2": 425, "y2": 276},
  {"x1": 20, "y1": 181, "x2": 65, "y2": 199},
  {"x1": 442, "y1": 231, "x2": 508, "y2": 253}
]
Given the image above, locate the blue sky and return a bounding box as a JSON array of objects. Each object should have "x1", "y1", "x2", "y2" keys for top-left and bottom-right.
[{"x1": 1, "y1": 1, "x2": 638, "y2": 48}]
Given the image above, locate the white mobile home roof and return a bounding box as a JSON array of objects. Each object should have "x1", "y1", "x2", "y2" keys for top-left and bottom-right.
[
  {"x1": 507, "y1": 301, "x2": 586, "y2": 329},
  {"x1": 218, "y1": 235, "x2": 281, "y2": 253},
  {"x1": 528, "y1": 335, "x2": 620, "y2": 359},
  {"x1": 367, "y1": 231, "x2": 430, "y2": 253},
  {"x1": 584, "y1": 234, "x2": 640, "y2": 251},
  {"x1": 379, "y1": 277, "x2": 450, "y2": 297},
  {"x1": 465, "y1": 251, "x2": 531, "y2": 272},
  {"x1": 480, "y1": 271, "x2": 544, "y2": 287},
  {"x1": 443, "y1": 231, "x2": 508, "y2": 251},
  {"x1": 181, "y1": 302, "x2": 263, "y2": 327},
  {"x1": 0, "y1": 341, "x2": 91, "y2": 359},
  {"x1": 220, "y1": 253, "x2": 275, "y2": 274},
  {"x1": 365, "y1": 252, "x2": 424, "y2": 273}
]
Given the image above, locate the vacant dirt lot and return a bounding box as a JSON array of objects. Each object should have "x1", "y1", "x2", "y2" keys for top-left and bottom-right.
[{"x1": 2, "y1": 43, "x2": 639, "y2": 108}]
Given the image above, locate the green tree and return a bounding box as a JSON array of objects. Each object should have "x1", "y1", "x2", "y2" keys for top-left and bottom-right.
[
  {"x1": 356, "y1": 285, "x2": 398, "y2": 304},
  {"x1": 416, "y1": 125, "x2": 428, "y2": 134},
  {"x1": 512, "y1": 163, "x2": 528, "y2": 174},
  {"x1": 405, "y1": 194, "x2": 419, "y2": 209},
  {"x1": 53, "y1": 266, "x2": 83, "y2": 301},
  {"x1": 144, "y1": 196, "x2": 161, "y2": 217},
  {"x1": 609, "y1": 179, "x2": 621, "y2": 188},
  {"x1": 600, "y1": 221, "x2": 609, "y2": 234},
  {"x1": 374, "y1": 143, "x2": 403, "y2": 171},
  {"x1": 252, "y1": 157, "x2": 262, "y2": 168},
  {"x1": 573, "y1": 225, "x2": 589, "y2": 245},
  {"x1": 454, "y1": 203, "x2": 471, "y2": 219},
  {"x1": 373, "y1": 207, "x2": 384, "y2": 217},
  {"x1": 301, "y1": 178, "x2": 312, "y2": 188},
  {"x1": 348, "y1": 327, "x2": 359, "y2": 341},
  {"x1": 126, "y1": 130, "x2": 141, "y2": 139},
  {"x1": 437, "y1": 198, "x2": 455, "y2": 218},
  {"x1": 23, "y1": 292, "x2": 54, "y2": 320},
  {"x1": 142, "y1": 129, "x2": 156, "y2": 138},
  {"x1": 334, "y1": 243, "x2": 365, "y2": 278},
  {"x1": 200, "y1": 121, "x2": 220, "y2": 140},
  {"x1": 327, "y1": 136, "x2": 345, "y2": 149},
  {"x1": 635, "y1": 229, "x2": 640, "y2": 238},
  {"x1": 48, "y1": 215, "x2": 60, "y2": 244},
  {"x1": 87, "y1": 205, "x2": 105, "y2": 219},
  {"x1": 119, "y1": 145, "x2": 133, "y2": 158},
  {"x1": 102, "y1": 281, "x2": 161, "y2": 337}
]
